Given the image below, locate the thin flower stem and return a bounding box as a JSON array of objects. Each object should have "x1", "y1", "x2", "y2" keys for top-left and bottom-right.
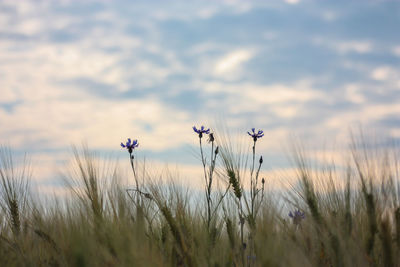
[
  {"x1": 129, "y1": 154, "x2": 138, "y2": 190},
  {"x1": 129, "y1": 153, "x2": 140, "y2": 204},
  {"x1": 250, "y1": 140, "x2": 256, "y2": 216},
  {"x1": 252, "y1": 159, "x2": 263, "y2": 216},
  {"x1": 199, "y1": 137, "x2": 211, "y2": 228},
  {"x1": 208, "y1": 141, "x2": 214, "y2": 195},
  {"x1": 207, "y1": 140, "x2": 215, "y2": 228},
  {"x1": 211, "y1": 184, "x2": 230, "y2": 218},
  {"x1": 250, "y1": 140, "x2": 256, "y2": 180},
  {"x1": 199, "y1": 137, "x2": 208, "y2": 186}
]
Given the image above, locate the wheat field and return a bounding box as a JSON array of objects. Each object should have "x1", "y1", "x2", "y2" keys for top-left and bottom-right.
[{"x1": 1, "y1": 130, "x2": 400, "y2": 267}]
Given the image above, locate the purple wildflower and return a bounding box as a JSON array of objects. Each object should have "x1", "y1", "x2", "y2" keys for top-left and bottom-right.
[
  {"x1": 247, "y1": 128, "x2": 264, "y2": 142},
  {"x1": 121, "y1": 138, "x2": 139, "y2": 154},
  {"x1": 193, "y1": 125, "x2": 210, "y2": 138},
  {"x1": 289, "y1": 209, "x2": 305, "y2": 225}
]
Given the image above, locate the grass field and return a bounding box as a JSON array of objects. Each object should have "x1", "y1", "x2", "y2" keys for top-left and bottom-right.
[{"x1": 1, "y1": 128, "x2": 400, "y2": 266}]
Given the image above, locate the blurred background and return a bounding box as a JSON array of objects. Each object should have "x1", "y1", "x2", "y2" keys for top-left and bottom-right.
[{"x1": 0, "y1": 0, "x2": 399, "y2": 196}]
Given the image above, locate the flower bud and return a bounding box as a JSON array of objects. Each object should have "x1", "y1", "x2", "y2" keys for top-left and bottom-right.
[
  {"x1": 259, "y1": 156, "x2": 263, "y2": 164},
  {"x1": 208, "y1": 133, "x2": 215, "y2": 143}
]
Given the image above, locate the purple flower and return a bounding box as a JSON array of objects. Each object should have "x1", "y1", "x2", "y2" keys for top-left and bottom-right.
[
  {"x1": 247, "y1": 128, "x2": 264, "y2": 142},
  {"x1": 193, "y1": 125, "x2": 210, "y2": 138},
  {"x1": 289, "y1": 209, "x2": 305, "y2": 225},
  {"x1": 121, "y1": 138, "x2": 139, "y2": 153}
]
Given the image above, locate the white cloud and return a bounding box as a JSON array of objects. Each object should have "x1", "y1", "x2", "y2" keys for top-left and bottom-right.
[
  {"x1": 188, "y1": 42, "x2": 230, "y2": 55},
  {"x1": 197, "y1": 6, "x2": 219, "y2": 19},
  {"x1": 244, "y1": 82, "x2": 322, "y2": 105},
  {"x1": 321, "y1": 11, "x2": 337, "y2": 22},
  {"x1": 325, "y1": 102, "x2": 400, "y2": 130},
  {"x1": 392, "y1": 46, "x2": 400, "y2": 57},
  {"x1": 132, "y1": 0, "x2": 259, "y2": 22},
  {"x1": 0, "y1": 88, "x2": 18, "y2": 103},
  {"x1": 370, "y1": 66, "x2": 400, "y2": 88},
  {"x1": 214, "y1": 50, "x2": 253, "y2": 76},
  {"x1": 313, "y1": 38, "x2": 373, "y2": 54},
  {"x1": 0, "y1": 88, "x2": 192, "y2": 152},
  {"x1": 13, "y1": 18, "x2": 43, "y2": 35},
  {"x1": 199, "y1": 79, "x2": 324, "y2": 114},
  {"x1": 345, "y1": 84, "x2": 365, "y2": 104},
  {"x1": 269, "y1": 105, "x2": 300, "y2": 118},
  {"x1": 284, "y1": 0, "x2": 301, "y2": 4},
  {"x1": 1, "y1": 0, "x2": 400, "y2": 198},
  {"x1": 371, "y1": 66, "x2": 399, "y2": 81},
  {"x1": 337, "y1": 41, "x2": 373, "y2": 54}
]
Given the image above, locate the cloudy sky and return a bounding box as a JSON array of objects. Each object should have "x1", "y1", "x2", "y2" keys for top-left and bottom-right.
[{"x1": 1, "y1": 0, "x2": 400, "y2": 195}]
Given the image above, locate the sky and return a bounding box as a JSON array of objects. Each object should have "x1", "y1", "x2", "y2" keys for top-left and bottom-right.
[{"x1": 1, "y1": 0, "x2": 400, "y2": 196}]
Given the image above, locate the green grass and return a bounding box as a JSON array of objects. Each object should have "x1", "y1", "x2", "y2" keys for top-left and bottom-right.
[{"x1": 0, "y1": 137, "x2": 400, "y2": 267}]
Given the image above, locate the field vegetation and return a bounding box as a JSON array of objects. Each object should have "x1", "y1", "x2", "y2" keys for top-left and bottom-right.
[{"x1": 0, "y1": 127, "x2": 400, "y2": 266}]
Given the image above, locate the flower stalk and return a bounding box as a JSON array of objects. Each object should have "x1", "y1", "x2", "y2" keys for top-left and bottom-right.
[{"x1": 193, "y1": 126, "x2": 218, "y2": 230}]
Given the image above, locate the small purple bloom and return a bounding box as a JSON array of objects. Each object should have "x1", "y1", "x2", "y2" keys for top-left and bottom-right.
[
  {"x1": 121, "y1": 138, "x2": 139, "y2": 153},
  {"x1": 193, "y1": 125, "x2": 210, "y2": 138},
  {"x1": 289, "y1": 209, "x2": 305, "y2": 225},
  {"x1": 247, "y1": 128, "x2": 264, "y2": 142}
]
